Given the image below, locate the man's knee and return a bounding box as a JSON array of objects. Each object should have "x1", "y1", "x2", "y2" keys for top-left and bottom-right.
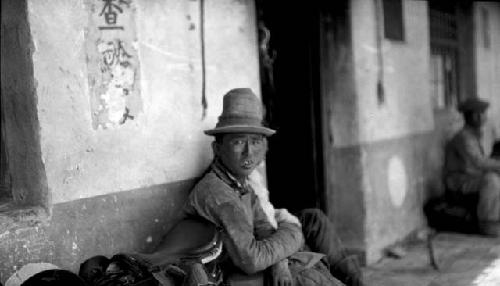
[{"x1": 298, "y1": 208, "x2": 327, "y2": 225}]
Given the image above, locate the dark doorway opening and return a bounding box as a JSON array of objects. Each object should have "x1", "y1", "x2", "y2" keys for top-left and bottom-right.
[{"x1": 256, "y1": 1, "x2": 325, "y2": 213}]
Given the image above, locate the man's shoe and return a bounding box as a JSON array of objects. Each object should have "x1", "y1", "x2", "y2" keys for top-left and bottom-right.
[{"x1": 478, "y1": 222, "x2": 500, "y2": 237}]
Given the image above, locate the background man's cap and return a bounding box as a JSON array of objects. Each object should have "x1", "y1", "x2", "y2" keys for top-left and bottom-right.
[
  {"x1": 457, "y1": 97, "x2": 489, "y2": 113},
  {"x1": 204, "y1": 88, "x2": 276, "y2": 136}
]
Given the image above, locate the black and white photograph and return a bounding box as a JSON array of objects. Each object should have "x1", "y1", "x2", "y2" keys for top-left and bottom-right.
[{"x1": 1, "y1": 0, "x2": 499, "y2": 285}]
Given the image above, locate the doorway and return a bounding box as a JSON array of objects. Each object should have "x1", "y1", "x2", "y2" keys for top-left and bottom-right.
[{"x1": 256, "y1": 1, "x2": 325, "y2": 213}]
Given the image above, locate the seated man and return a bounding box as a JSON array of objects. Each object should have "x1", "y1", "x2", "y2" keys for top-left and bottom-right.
[
  {"x1": 183, "y1": 88, "x2": 363, "y2": 286},
  {"x1": 444, "y1": 97, "x2": 500, "y2": 236}
]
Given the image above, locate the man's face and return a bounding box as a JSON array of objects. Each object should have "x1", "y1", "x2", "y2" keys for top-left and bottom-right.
[
  {"x1": 213, "y1": 133, "x2": 268, "y2": 179},
  {"x1": 467, "y1": 110, "x2": 488, "y2": 128}
]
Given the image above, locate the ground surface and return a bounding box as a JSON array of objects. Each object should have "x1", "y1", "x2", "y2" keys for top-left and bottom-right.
[{"x1": 363, "y1": 232, "x2": 500, "y2": 286}]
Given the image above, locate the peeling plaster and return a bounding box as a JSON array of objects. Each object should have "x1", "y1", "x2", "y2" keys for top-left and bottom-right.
[{"x1": 86, "y1": 0, "x2": 142, "y2": 129}]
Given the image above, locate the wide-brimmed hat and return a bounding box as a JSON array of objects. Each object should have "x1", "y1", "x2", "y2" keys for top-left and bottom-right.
[
  {"x1": 457, "y1": 97, "x2": 489, "y2": 113},
  {"x1": 204, "y1": 88, "x2": 276, "y2": 136}
]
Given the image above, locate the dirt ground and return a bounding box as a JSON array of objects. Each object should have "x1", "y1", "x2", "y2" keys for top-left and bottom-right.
[{"x1": 363, "y1": 232, "x2": 500, "y2": 286}]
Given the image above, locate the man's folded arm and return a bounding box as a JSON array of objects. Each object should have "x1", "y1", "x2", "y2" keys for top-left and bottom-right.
[
  {"x1": 214, "y1": 202, "x2": 303, "y2": 274},
  {"x1": 461, "y1": 135, "x2": 500, "y2": 172}
]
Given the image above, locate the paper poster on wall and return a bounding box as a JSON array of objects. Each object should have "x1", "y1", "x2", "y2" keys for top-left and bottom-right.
[{"x1": 85, "y1": 0, "x2": 142, "y2": 130}]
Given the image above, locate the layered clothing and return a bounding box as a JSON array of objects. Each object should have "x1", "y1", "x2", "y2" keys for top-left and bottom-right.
[
  {"x1": 445, "y1": 126, "x2": 500, "y2": 221},
  {"x1": 183, "y1": 160, "x2": 345, "y2": 285}
]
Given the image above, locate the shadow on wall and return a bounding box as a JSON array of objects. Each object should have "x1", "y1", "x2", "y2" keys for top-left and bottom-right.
[{"x1": 1, "y1": 0, "x2": 49, "y2": 210}]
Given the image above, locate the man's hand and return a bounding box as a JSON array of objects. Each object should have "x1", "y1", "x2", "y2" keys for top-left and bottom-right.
[
  {"x1": 272, "y1": 260, "x2": 294, "y2": 286},
  {"x1": 275, "y1": 208, "x2": 301, "y2": 228}
]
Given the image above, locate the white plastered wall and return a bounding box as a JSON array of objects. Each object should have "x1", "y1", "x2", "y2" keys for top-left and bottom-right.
[
  {"x1": 28, "y1": 0, "x2": 260, "y2": 204},
  {"x1": 350, "y1": 0, "x2": 434, "y2": 262},
  {"x1": 474, "y1": 2, "x2": 500, "y2": 139}
]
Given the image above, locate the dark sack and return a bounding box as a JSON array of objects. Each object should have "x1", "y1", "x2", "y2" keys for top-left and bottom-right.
[
  {"x1": 80, "y1": 254, "x2": 158, "y2": 286},
  {"x1": 80, "y1": 218, "x2": 223, "y2": 286},
  {"x1": 424, "y1": 195, "x2": 479, "y2": 233},
  {"x1": 492, "y1": 141, "x2": 500, "y2": 158},
  {"x1": 21, "y1": 269, "x2": 86, "y2": 286}
]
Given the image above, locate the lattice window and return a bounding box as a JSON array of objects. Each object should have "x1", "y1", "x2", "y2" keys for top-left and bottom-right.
[{"x1": 429, "y1": 3, "x2": 459, "y2": 109}]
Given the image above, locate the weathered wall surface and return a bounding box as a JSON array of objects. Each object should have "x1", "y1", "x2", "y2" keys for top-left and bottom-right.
[
  {"x1": 352, "y1": 0, "x2": 433, "y2": 143},
  {"x1": 357, "y1": 0, "x2": 434, "y2": 263},
  {"x1": 319, "y1": 2, "x2": 366, "y2": 251},
  {"x1": 1, "y1": 0, "x2": 260, "y2": 281},
  {"x1": 474, "y1": 2, "x2": 500, "y2": 135},
  {"x1": 361, "y1": 133, "x2": 431, "y2": 261},
  {"x1": 337, "y1": 0, "x2": 436, "y2": 263},
  {"x1": 29, "y1": 0, "x2": 260, "y2": 204},
  {"x1": 0, "y1": 180, "x2": 193, "y2": 282}
]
